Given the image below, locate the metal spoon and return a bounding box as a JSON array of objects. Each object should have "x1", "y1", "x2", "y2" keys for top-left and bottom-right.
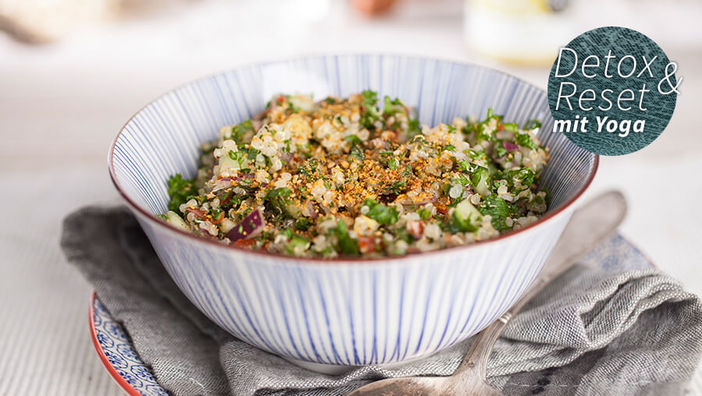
[{"x1": 348, "y1": 190, "x2": 627, "y2": 396}]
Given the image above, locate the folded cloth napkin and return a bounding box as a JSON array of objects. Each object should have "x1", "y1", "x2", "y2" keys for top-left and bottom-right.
[{"x1": 61, "y1": 207, "x2": 702, "y2": 396}]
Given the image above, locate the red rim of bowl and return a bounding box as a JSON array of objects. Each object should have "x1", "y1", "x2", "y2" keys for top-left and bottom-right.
[
  {"x1": 107, "y1": 54, "x2": 599, "y2": 264},
  {"x1": 89, "y1": 292, "x2": 143, "y2": 396}
]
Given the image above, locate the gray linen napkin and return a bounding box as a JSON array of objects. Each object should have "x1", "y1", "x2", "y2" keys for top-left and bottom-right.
[{"x1": 61, "y1": 206, "x2": 702, "y2": 395}]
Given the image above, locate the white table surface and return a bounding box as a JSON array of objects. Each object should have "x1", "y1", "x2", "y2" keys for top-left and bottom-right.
[{"x1": 1, "y1": 0, "x2": 700, "y2": 394}]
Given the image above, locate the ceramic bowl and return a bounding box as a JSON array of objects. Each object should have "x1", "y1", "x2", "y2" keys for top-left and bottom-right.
[{"x1": 108, "y1": 54, "x2": 597, "y2": 372}]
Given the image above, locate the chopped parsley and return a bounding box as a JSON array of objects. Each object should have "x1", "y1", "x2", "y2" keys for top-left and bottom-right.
[
  {"x1": 166, "y1": 174, "x2": 197, "y2": 212},
  {"x1": 334, "y1": 220, "x2": 359, "y2": 255},
  {"x1": 417, "y1": 207, "x2": 432, "y2": 220},
  {"x1": 524, "y1": 119, "x2": 542, "y2": 130},
  {"x1": 515, "y1": 132, "x2": 538, "y2": 150},
  {"x1": 265, "y1": 187, "x2": 292, "y2": 216},
  {"x1": 494, "y1": 141, "x2": 508, "y2": 158},
  {"x1": 387, "y1": 156, "x2": 399, "y2": 170},
  {"x1": 408, "y1": 118, "x2": 422, "y2": 138},
  {"x1": 360, "y1": 90, "x2": 381, "y2": 129},
  {"x1": 294, "y1": 217, "x2": 311, "y2": 231},
  {"x1": 228, "y1": 150, "x2": 246, "y2": 166},
  {"x1": 230, "y1": 119, "x2": 254, "y2": 144},
  {"x1": 383, "y1": 96, "x2": 403, "y2": 115},
  {"x1": 478, "y1": 195, "x2": 516, "y2": 232},
  {"x1": 364, "y1": 199, "x2": 399, "y2": 225},
  {"x1": 345, "y1": 134, "x2": 363, "y2": 146}
]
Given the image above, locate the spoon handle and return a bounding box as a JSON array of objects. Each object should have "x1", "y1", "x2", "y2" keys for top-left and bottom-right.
[{"x1": 454, "y1": 190, "x2": 627, "y2": 379}]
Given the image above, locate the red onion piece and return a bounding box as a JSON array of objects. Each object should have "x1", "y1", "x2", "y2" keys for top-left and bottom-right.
[
  {"x1": 212, "y1": 178, "x2": 235, "y2": 192},
  {"x1": 226, "y1": 208, "x2": 265, "y2": 242},
  {"x1": 185, "y1": 208, "x2": 207, "y2": 219},
  {"x1": 212, "y1": 173, "x2": 254, "y2": 192},
  {"x1": 503, "y1": 141, "x2": 519, "y2": 152}
]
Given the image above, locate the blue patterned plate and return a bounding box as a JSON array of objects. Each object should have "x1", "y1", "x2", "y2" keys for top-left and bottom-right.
[
  {"x1": 89, "y1": 234, "x2": 654, "y2": 395},
  {"x1": 90, "y1": 292, "x2": 169, "y2": 396}
]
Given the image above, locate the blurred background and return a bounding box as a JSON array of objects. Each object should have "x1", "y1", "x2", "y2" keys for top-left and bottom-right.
[{"x1": 1, "y1": 0, "x2": 701, "y2": 394}]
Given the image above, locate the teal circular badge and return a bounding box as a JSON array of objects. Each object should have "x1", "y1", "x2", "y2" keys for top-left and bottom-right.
[{"x1": 547, "y1": 26, "x2": 680, "y2": 156}]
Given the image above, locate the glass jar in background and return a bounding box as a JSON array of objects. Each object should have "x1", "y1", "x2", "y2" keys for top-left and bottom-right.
[{"x1": 464, "y1": 0, "x2": 577, "y2": 66}]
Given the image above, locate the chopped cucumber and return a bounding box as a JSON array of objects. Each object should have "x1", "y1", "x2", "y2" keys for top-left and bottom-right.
[
  {"x1": 165, "y1": 211, "x2": 190, "y2": 232},
  {"x1": 285, "y1": 235, "x2": 310, "y2": 256},
  {"x1": 220, "y1": 149, "x2": 249, "y2": 173},
  {"x1": 285, "y1": 203, "x2": 302, "y2": 218},
  {"x1": 452, "y1": 199, "x2": 481, "y2": 232},
  {"x1": 289, "y1": 95, "x2": 315, "y2": 113},
  {"x1": 470, "y1": 166, "x2": 490, "y2": 196}
]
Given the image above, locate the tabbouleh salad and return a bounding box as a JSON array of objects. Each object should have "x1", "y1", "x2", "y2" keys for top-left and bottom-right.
[{"x1": 160, "y1": 91, "x2": 550, "y2": 258}]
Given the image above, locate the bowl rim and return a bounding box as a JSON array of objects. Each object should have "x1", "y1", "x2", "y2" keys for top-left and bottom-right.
[{"x1": 108, "y1": 53, "x2": 599, "y2": 264}]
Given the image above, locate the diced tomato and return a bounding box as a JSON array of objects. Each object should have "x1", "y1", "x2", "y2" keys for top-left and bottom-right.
[
  {"x1": 359, "y1": 237, "x2": 376, "y2": 254},
  {"x1": 211, "y1": 212, "x2": 225, "y2": 224},
  {"x1": 233, "y1": 239, "x2": 256, "y2": 248}
]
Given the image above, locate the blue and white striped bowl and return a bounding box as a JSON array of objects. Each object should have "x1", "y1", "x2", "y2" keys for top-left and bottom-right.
[{"x1": 109, "y1": 54, "x2": 597, "y2": 372}]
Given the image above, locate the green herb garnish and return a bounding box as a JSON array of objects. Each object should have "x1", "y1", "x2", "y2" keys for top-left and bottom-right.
[
  {"x1": 231, "y1": 119, "x2": 254, "y2": 144},
  {"x1": 515, "y1": 133, "x2": 538, "y2": 150},
  {"x1": 166, "y1": 174, "x2": 197, "y2": 212},
  {"x1": 295, "y1": 217, "x2": 311, "y2": 231},
  {"x1": 417, "y1": 208, "x2": 432, "y2": 220},
  {"x1": 494, "y1": 142, "x2": 508, "y2": 158},
  {"x1": 478, "y1": 195, "x2": 515, "y2": 232},
  {"x1": 387, "y1": 156, "x2": 399, "y2": 170},
  {"x1": 334, "y1": 220, "x2": 359, "y2": 255},
  {"x1": 360, "y1": 90, "x2": 381, "y2": 129},
  {"x1": 364, "y1": 199, "x2": 399, "y2": 225}
]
